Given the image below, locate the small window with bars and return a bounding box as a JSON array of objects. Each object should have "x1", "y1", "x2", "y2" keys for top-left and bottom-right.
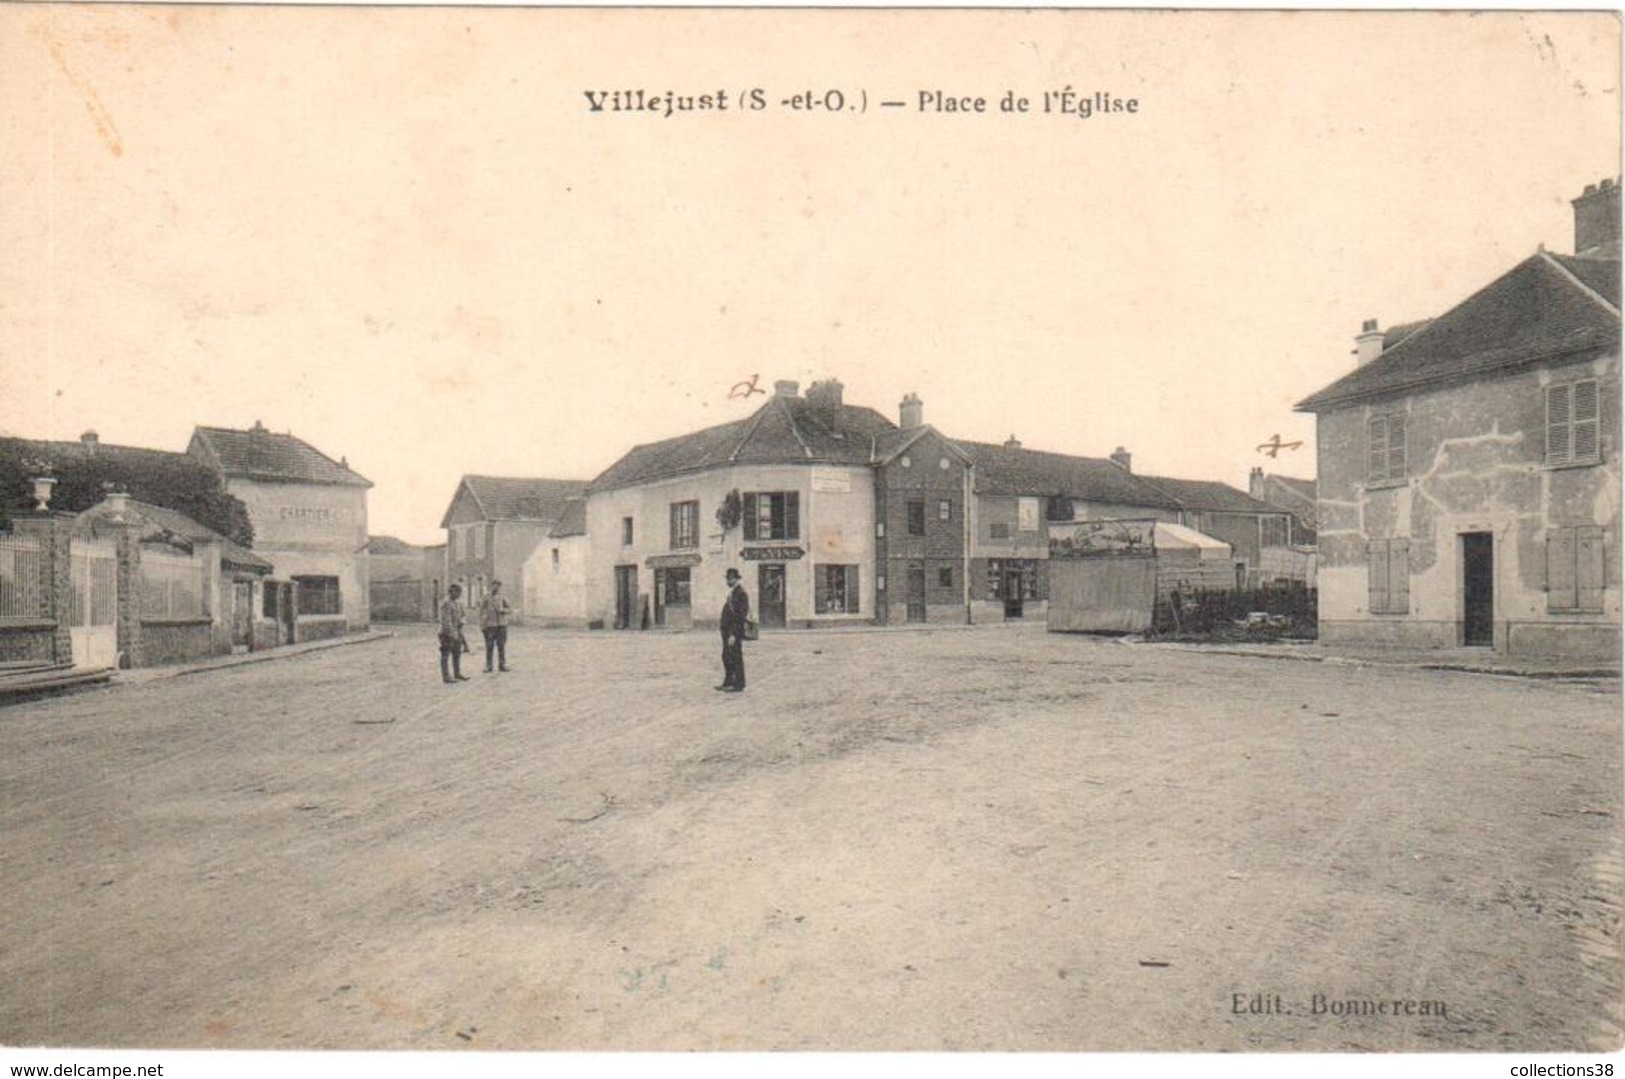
[{"x1": 1546, "y1": 379, "x2": 1601, "y2": 467}]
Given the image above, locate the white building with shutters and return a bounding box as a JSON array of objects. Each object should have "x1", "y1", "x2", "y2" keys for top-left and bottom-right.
[{"x1": 1296, "y1": 179, "x2": 1621, "y2": 660}]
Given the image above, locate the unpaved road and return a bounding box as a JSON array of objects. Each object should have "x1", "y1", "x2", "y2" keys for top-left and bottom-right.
[{"x1": 1, "y1": 624, "x2": 1619, "y2": 1051}]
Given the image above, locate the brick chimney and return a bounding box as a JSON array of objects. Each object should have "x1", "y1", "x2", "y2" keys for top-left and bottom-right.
[
  {"x1": 1249, "y1": 466, "x2": 1266, "y2": 500},
  {"x1": 1110, "y1": 447, "x2": 1131, "y2": 472},
  {"x1": 1355, "y1": 318, "x2": 1385, "y2": 367},
  {"x1": 1572, "y1": 178, "x2": 1621, "y2": 258},
  {"x1": 805, "y1": 379, "x2": 844, "y2": 428},
  {"x1": 1003, "y1": 435, "x2": 1022, "y2": 450},
  {"x1": 773, "y1": 380, "x2": 799, "y2": 398},
  {"x1": 80, "y1": 430, "x2": 99, "y2": 456},
  {"x1": 899, "y1": 393, "x2": 923, "y2": 430}
]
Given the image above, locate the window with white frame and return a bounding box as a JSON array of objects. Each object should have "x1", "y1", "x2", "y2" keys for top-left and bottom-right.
[
  {"x1": 1546, "y1": 379, "x2": 1601, "y2": 466},
  {"x1": 744, "y1": 492, "x2": 799, "y2": 541},
  {"x1": 1018, "y1": 497, "x2": 1040, "y2": 531},
  {"x1": 670, "y1": 500, "x2": 700, "y2": 550},
  {"x1": 1368, "y1": 413, "x2": 1407, "y2": 485}
]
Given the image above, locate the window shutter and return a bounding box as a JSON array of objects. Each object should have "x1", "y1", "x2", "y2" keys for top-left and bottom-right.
[
  {"x1": 1367, "y1": 541, "x2": 1389, "y2": 613},
  {"x1": 849, "y1": 565, "x2": 860, "y2": 613},
  {"x1": 670, "y1": 503, "x2": 680, "y2": 548},
  {"x1": 1368, "y1": 417, "x2": 1388, "y2": 482},
  {"x1": 1576, "y1": 525, "x2": 1605, "y2": 611},
  {"x1": 1387, "y1": 415, "x2": 1406, "y2": 482},
  {"x1": 743, "y1": 494, "x2": 758, "y2": 541},
  {"x1": 1546, "y1": 383, "x2": 1573, "y2": 464},
  {"x1": 785, "y1": 492, "x2": 800, "y2": 541},
  {"x1": 1388, "y1": 539, "x2": 1410, "y2": 614},
  {"x1": 1573, "y1": 380, "x2": 1600, "y2": 462},
  {"x1": 1547, "y1": 528, "x2": 1578, "y2": 611}
]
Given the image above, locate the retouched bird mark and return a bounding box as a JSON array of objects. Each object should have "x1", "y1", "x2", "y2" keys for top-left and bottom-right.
[{"x1": 728, "y1": 374, "x2": 766, "y2": 400}]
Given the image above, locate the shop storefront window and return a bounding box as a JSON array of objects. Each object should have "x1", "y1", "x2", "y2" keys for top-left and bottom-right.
[
  {"x1": 816, "y1": 565, "x2": 860, "y2": 614},
  {"x1": 661, "y1": 567, "x2": 692, "y2": 606},
  {"x1": 294, "y1": 575, "x2": 342, "y2": 616}
]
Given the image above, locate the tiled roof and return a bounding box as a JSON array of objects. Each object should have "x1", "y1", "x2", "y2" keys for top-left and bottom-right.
[
  {"x1": 954, "y1": 440, "x2": 1181, "y2": 508},
  {"x1": 191, "y1": 424, "x2": 372, "y2": 487},
  {"x1": 1298, "y1": 252, "x2": 1622, "y2": 411},
  {"x1": 367, "y1": 535, "x2": 419, "y2": 556},
  {"x1": 549, "y1": 498, "x2": 587, "y2": 539},
  {"x1": 589, "y1": 396, "x2": 898, "y2": 492},
  {"x1": 1266, "y1": 474, "x2": 1316, "y2": 502},
  {"x1": 447, "y1": 476, "x2": 586, "y2": 527},
  {"x1": 78, "y1": 497, "x2": 273, "y2": 572},
  {"x1": 1140, "y1": 476, "x2": 1285, "y2": 515}
]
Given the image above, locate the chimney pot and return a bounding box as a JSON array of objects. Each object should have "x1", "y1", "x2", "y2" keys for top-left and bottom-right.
[
  {"x1": 1571, "y1": 177, "x2": 1622, "y2": 257},
  {"x1": 1110, "y1": 447, "x2": 1132, "y2": 473},
  {"x1": 899, "y1": 392, "x2": 924, "y2": 430},
  {"x1": 1003, "y1": 435, "x2": 1022, "y2": 450},
  {"x1": 1355, "y1": 318, "x2": 1386, "y2": 367}
]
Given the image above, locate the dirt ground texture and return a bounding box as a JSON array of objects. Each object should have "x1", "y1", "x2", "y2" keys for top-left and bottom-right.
[{"x1": 1, "y1": 623, "x2": 1619, "y2": 1052}]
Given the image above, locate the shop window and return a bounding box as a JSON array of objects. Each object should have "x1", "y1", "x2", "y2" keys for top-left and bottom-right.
[
  {"x1": 744, "y1": 492, "x2": 800, "y2": 541},
  {"x1": 1548, "y1": 525, "x2": 1605, "y2": 612},
  {"x1": 295, "y1": 575, "x2": 342, "y2": 616},
  {"x1": 1366, "y1": 539, "x2": 1409, "y2": 614},
  {"x1": 622, "y1": 517, "x2": 634, "y2": 545},
  {"x1": 938, "y1": 566, "x2": 953, "y2": 588},
  {"x1": 670, "y1": 500, "x2": 700, "y2": 550},
  {"x1": 989, "y1": 522, "x2": 1010, "y2": 540},
  {"x1": 1367, "y1": 413, "x2": 1407, "y2": 485},
  {"x1": 1546, "y1": 379, "x2": 1601, "y2": 466},
  {"x1": 907, "y1": 500, "x2": 925, "y2": 536},
  {"x1": 661, "y1": 567, "x2": 692, "y2": 606},
  {"x1": 816, "y1": 565, "x2": 861, "y2": 614}
]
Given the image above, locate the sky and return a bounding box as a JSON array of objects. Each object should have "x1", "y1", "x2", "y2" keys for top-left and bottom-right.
[{"x1": 1, "y1": 7, "x2": 1619, "y2": 545}]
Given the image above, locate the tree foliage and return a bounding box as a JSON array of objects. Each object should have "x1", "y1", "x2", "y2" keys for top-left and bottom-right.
[{"x1": 0, "y1": 439, "x2": 254, "y2": 547}]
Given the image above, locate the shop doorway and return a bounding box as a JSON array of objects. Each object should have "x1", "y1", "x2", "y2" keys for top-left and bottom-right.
[
  {"x1": 907, "y1": 567, "x2": 927, "y2": 623},
  {"x1": 614, "y1": 566, "x2": 637, "y2": 629},
  {"x1": 758, "y1": 564, "x2": 786, "y2": 628},
  {"x1": 1003, "y1": 567, "x2": 1025, "y2": 619},
  {"x1": 1462, "y1": 532, "x2": 1494, "y2": 647}
]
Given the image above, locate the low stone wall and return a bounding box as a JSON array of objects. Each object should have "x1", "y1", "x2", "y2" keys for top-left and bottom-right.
[
  {"x1": 0, "y1": 622, "x2": 59, "y2": 664},
  {"x1": 296, "y1": 617, "x2": 349, "y2": 643},
  {"x1": 139, "y1": 620, "x2": 227, "y2": 666}
]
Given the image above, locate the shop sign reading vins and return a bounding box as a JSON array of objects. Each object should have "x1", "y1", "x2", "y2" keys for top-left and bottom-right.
[{"x1": 741, "y1": 545, "x2": 805, "y2": 561}]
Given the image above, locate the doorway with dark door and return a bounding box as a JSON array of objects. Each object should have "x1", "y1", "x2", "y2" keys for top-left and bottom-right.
[
  {"x1": 232, "y1": 581, "x2": 253, "y2": 652},
  {"x1": 758, "y1": 564, "x2": 786, "y2": 628},
  {"x1": 1003, "y1": 567, "x2": 1025, "y2": 619},
  {"x1": 614, "y1": 565, "x2": 637, "y2": 629},
  {"x1": 1461, "y1": 532, "x2": 1495, "y2": 647},
  {"x1": 906, "y1": 566, "x2": 927, "y2": 623}
]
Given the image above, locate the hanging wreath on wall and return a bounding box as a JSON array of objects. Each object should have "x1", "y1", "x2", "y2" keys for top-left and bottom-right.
[{"x1": 716, "y1": 489, "x2": 743, "y2": 533}]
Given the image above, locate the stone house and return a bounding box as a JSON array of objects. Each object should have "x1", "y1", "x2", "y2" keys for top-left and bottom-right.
[{"x1": 1295, "y1": 180, "x2": 1620, "y2": 659}]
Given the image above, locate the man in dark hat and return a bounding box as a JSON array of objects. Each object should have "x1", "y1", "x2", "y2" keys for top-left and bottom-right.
[{"x1": 717, "y1": 567, "x2": 750, "y2": 692}]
